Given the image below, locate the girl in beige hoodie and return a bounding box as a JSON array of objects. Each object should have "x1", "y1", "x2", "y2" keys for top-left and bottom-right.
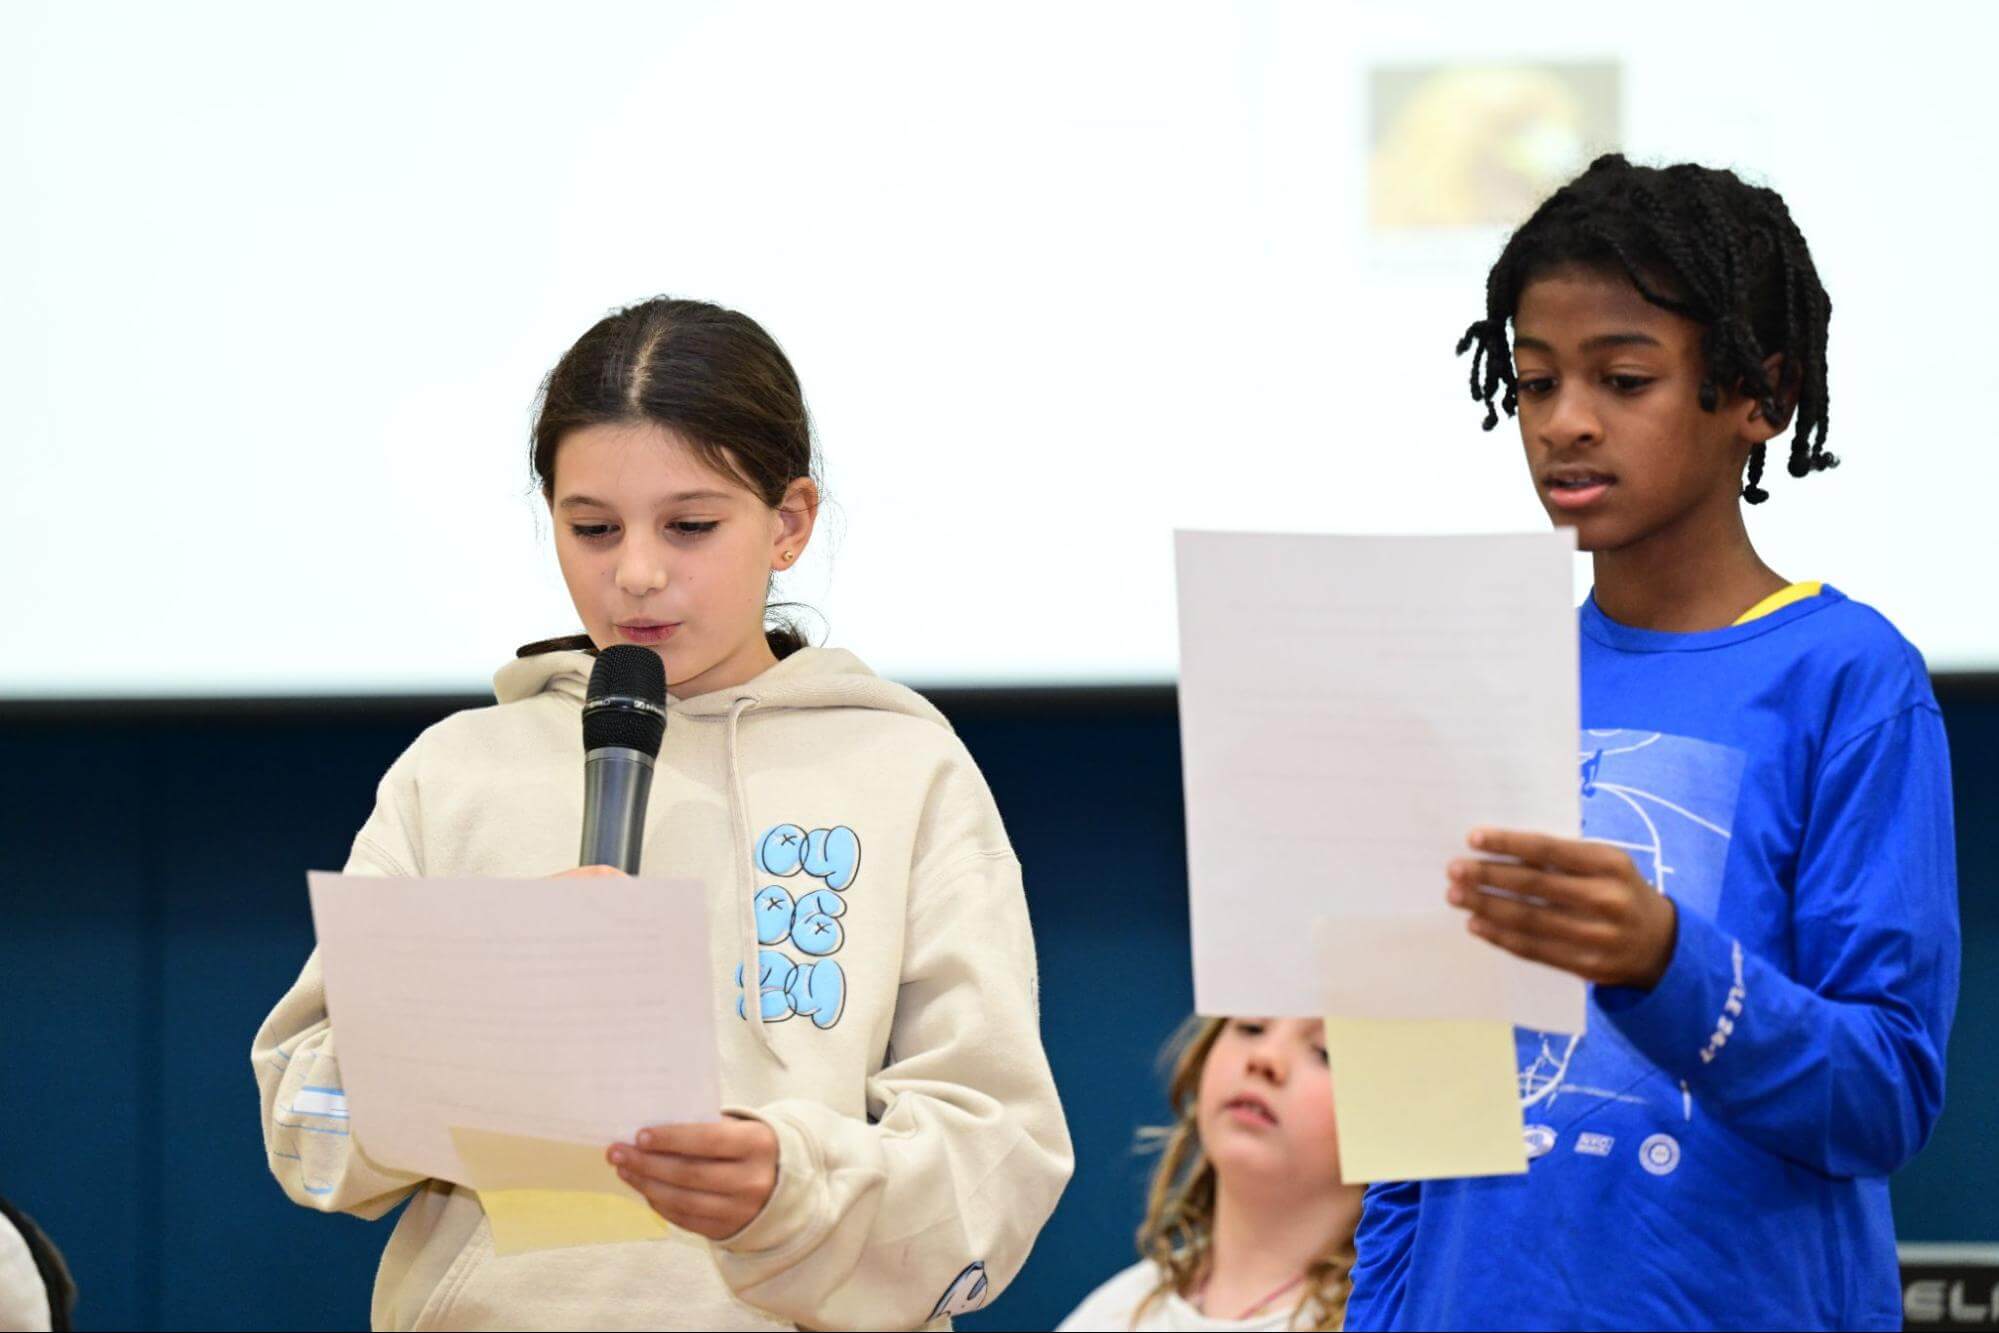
[{"x1": 251, "y1": 297, "x2": 1073, "y2": 1331}]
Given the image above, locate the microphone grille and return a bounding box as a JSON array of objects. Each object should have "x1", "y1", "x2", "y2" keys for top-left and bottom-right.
[{"x1": 583, "y1": 645, "x2": 667, "y2": 756}]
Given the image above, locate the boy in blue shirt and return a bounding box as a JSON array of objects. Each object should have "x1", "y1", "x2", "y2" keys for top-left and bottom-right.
[{"x1": 1344, "y1": 155, "x2": 1961, "y2": 1331}]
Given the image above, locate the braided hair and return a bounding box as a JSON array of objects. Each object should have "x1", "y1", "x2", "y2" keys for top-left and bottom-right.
[{"x1": 1457, "y1": 153, "x2": 1835, "y2": 504}]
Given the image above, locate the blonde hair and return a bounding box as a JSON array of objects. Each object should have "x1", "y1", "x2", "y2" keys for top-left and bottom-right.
[{"x1": 1132, "y1": 1017, "x2": 1355, "y2": 1331}]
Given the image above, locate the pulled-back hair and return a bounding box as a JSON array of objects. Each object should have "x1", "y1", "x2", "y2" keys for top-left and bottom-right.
[
  {"x1": 1132, "y1": 1017, "x2": 1353, "y2": 1331},
  {"x1": 1458, "y1": 153, "x2": 1835, "y2": 504},
  {"x1": 521, "y1": 296, "x2": 818, "y2": 659}
]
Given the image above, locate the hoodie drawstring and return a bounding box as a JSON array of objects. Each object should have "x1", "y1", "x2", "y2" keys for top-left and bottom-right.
[{"x1": 726, "y1": 697, "x2": 786, "y2": 1068}]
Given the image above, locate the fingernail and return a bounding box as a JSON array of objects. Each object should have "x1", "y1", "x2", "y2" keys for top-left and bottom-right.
[
  {"x1": 636, "y1": 1131, "x2": 653, "y2": 1149},
  {"x1": 609, "y1": 1147, "x2": 626, "y2": 1165},
  {"x1": 1469, "y1": 830, "x2": 1489, "y2": 849},
  {"x1": 1447, "y1": 885, "x2": 1465, "y2": 906}
]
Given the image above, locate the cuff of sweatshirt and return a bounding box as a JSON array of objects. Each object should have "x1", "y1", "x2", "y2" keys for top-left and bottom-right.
[
  {"x1": 1594, "y1": 903, "x2": 1745, "y2": 1080},
  {"x1": 714, "y1": 1106, "x2": 819, "y2": 1257}
]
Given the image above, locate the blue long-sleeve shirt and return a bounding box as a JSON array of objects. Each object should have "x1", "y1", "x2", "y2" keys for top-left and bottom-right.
[{"x1": 1346, "y1": 587, "x2": 1961, "y2": 1332}]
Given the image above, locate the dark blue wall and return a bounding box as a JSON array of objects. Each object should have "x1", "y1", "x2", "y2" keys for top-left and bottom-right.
[{"x1": 2, "y1": 686, "x2": 1992, "y2": 1331}]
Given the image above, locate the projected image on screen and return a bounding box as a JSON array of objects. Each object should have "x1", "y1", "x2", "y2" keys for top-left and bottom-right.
[
  {"x1": 1368, "y1": 63, "x2": 1621, "y2": 230},
  {"x1": 3, "y1": 3, "x2": 1995, "y2": 695}
]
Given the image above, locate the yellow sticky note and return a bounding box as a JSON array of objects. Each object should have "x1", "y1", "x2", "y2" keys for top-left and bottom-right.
[
  {"x1": 450, "y1": 1127, "x2": 671, "y2": 1256},
  {"x1": 476, "y1": 1187, "x2": 670, "y2": 1256},
  {"x1": 1323, "y1": 1016, "x2": 1526, "y2": 1183}
]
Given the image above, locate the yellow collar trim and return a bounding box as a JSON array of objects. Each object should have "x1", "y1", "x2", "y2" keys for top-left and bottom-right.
[{"x1": 1732, "y1": 581, "x2": 1824, "y2": 627}]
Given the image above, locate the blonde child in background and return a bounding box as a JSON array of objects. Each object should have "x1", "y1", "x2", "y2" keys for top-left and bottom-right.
[{"x1": 1060, "y1": 1018, "x2": 1361, "y2": 1332}]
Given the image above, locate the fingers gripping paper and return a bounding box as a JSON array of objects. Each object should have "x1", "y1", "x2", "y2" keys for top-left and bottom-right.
[
  {"x1": 1173, "y1": 532, "x2": 1580, "y2": 1182},
  {"x1": 307, "y1": 873, "x2": 719, "y2": 1251}
]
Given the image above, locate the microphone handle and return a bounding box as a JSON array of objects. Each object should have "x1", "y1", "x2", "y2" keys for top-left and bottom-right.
[{"x1": 579, "y1": 747, "x2": 655, "y2": 874}]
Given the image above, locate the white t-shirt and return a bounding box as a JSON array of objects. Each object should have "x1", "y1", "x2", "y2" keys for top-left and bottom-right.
[
  {"x1": 0, "y1": 1212, "x2": 51, "y2": 1333},
  {"x1": 1057, "y1": 1261, "x2": 1309, "y2": 1332}
]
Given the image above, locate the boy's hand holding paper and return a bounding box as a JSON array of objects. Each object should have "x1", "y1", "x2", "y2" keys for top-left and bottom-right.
[
  {"x1": 1174, "y1": 530, "x2": 1589, "y2": 1185},
  {"x1": 1449, "y1": 828, "x2": 1678, "y2": 990}
]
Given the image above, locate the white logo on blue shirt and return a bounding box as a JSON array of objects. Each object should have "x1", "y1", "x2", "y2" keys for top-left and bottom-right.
[{"x1": 1639, "y1": 1133, "x2": 1682, "y2": 1176}]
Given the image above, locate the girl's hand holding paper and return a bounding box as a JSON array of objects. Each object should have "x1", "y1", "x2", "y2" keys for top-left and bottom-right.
[
  {"x1": 609, "y1": 1119, "x2": 779, "y2": 1239},
  {"x1": 1447, "y1": 829, "x2": 1678, "y2": 989}
]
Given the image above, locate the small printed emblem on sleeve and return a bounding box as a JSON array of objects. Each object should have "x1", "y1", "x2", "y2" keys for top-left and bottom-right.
[
  {"x1": 929, "y1": 1261, "x2": 991, "y2": 1320},
  {"x1": 1698, "y1": 938, "x2": 1749, "y2": 1065}
]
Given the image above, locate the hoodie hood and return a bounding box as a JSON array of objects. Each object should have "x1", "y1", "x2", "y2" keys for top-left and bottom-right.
[{"x1": 490, "y1": 645, "x2": 951, "y2": 1064}]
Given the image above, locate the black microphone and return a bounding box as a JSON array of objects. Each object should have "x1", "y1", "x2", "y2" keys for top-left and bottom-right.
[{"x1": 579, "y1": 645, "x2": 667, "y2": 873}]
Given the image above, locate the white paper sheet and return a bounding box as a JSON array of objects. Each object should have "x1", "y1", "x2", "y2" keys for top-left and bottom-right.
[
  {"x1": 1311, "y1": 914, "x2": 1510, "y2": 1023},
  {"x1": 1174, "y1": 530, "x2": 1586, "y2": 1033},
  {"x1": 307, "y1": 872, "x2": 719, "y2": 1185}
]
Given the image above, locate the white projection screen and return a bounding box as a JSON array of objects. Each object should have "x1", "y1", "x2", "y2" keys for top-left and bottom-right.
[{"x1": 5, "y1": 1, "x2": 1995, "y2": 696}]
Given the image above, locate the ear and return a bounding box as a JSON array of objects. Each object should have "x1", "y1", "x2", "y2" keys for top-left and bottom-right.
[
  {"x1": 1741, "y1": 353, "x2": 1796, "y2": 444},
  {"x1": 771, "y1": 477, "x2": 820, "y2": 571}
]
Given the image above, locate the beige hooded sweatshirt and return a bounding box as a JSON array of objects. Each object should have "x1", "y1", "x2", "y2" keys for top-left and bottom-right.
[{"x1": 251, "y1": 647, "x2": 1073, "y2": 1331}]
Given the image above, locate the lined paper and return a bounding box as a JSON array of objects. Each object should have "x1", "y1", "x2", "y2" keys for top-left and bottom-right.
[
  {"x1": 308, "y1": 872, "x2": 719, "y2": 1186},
  {"x1": 1175, "y1": 530, "x2": 1585, "y2": 1033}
]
